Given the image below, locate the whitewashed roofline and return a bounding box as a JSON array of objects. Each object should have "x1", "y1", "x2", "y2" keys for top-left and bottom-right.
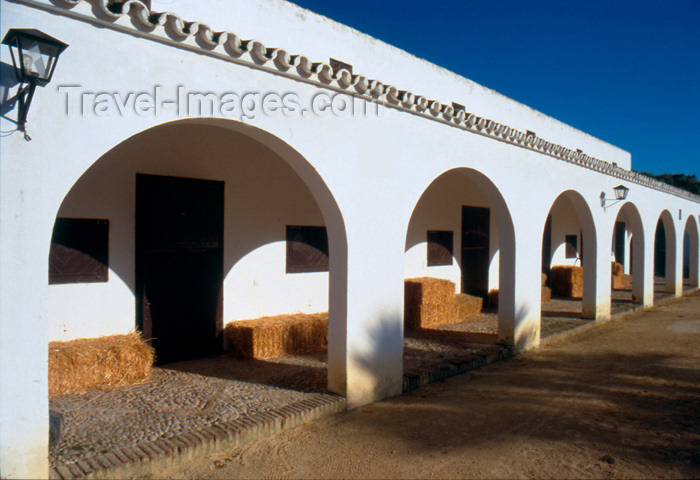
[{"x1": 11, "y1": 0, "x2": 700, "y2": 203}]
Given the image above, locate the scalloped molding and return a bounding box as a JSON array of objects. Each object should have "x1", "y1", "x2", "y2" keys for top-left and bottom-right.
[{"x1": 12, "y1": 0, "x2": 700, "y2": 204}]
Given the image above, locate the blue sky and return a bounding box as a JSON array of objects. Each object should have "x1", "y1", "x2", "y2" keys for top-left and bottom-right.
[{"x1": 291, "y1": 0, "x2": 699, "y2": 177}]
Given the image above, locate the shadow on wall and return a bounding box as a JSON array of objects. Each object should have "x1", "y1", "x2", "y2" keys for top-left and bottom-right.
[
  {"x1": 350, "y1": 312, "x2": 404, "y2": 400},
  {"x1": 0, "y1": 62, "x2": 19, "y2": 119},
  {"x1": 50, "y1": 122, "x2": 329, "y2": 296},
  {"x1": 512, "y1": 301, "x2": 538, "y2": 350}
]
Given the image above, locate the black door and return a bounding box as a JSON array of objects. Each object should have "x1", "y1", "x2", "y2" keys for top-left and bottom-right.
[
  {"x1": 654, "y1": 220, "x2": 666, "y2": 278},
  {"x1": 541, "y1": 214, "x2": 552, "y2": 286},
  {"x1": 461, "y1": 206, "x2": 490, "y2": 299},
  {"x1": 136, "y1": 174, "x2": 224, "y2": 364},
  {"x1": 614, "y1": 221, "x2": 626, "y2": 267}
]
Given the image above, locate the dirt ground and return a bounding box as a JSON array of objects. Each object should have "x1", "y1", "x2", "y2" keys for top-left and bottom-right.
[{"x1": 153, "y1": 292, "x2": 700, "y2": 479}]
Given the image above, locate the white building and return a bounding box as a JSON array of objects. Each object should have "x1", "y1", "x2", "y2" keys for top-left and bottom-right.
[{"x1": 1, "y1": 0, "x2": 698, "y2": 477}]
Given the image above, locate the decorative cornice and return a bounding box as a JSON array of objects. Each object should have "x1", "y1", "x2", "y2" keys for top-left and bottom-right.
[{"x1": 13, "y1": 0, "x2": 700, "y2": 204}]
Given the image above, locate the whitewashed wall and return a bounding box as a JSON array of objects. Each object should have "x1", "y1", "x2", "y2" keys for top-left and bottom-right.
[
  {"x1": 1, "y1": 0, "x2": 699, "y2": 477},
  {"x1": 549, "y1": 195, "x2": 584, "y2": 268},
  {"x1": 49, "y1": 123, "x2": 328, "y2": 341},
  {"x1": 404, "y1": 170, "x2": 500, "y2": 292}
]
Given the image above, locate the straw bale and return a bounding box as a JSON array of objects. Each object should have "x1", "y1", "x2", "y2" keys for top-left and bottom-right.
[
  {"x1": 49, "y1": 333, "x2": 154, "y2": 398},
  {"x1": 551, "y1": 265, "x2": 583, "y2": 298},
  {"x1": 542, "y1": 286, "x2": 552, "y2": 303},
  {"x1": 454, "y1": 293, "x2": 483, "y2": 320},
  {"x1": 612, "y1": 273, "x2": 632, "y2": 290},
  {"x1": 611, "y1": 261, "x2": 624, "y2": 277},
  {"x1": 611, "y1": 262, "x2": 632, "y2": 289},
  {"x1": 488, "y1": 286, "x2": 551, "y2": 306},
  {"x1": 225, "y1": 312, "x2": 328, "y2": 359},
  {"x1": 404, "y1": 277, "x2": 460, "y2": 329}
]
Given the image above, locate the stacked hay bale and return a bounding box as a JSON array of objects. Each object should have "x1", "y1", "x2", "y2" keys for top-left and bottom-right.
[
  {"x1": 225, "y1": 312, "x2": 328, "y2": 360},
  {"x1": 454, "y1": 293, "x2": 484, "y2": 319},
  {"x1": 404, "y1": 277, "x2": 482, "y2": 329},
  {"x1": 541, "y1": 273, "x2": 552, "y2": 303},
  {"x1": 611, "y1": 261, "x2": 632, "y2": 289},
  {"x1": 49, "y1": 333, "x2": 154, "y2": 397},
  {"x1": 551, "y1": 265, "x2": 583, "y2": 299}
]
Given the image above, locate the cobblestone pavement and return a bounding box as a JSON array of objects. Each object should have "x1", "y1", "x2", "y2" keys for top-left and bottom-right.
[{"x1": 49, "y1": 288, "x2": 688, "y2": 476}]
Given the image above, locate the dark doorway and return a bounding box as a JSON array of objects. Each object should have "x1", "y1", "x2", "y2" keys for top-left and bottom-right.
[
  {"x1": 461, "y1": 206, "x2": 490, "y2": 299},
  {"x1": 541, "y1": 214, "x2": 552, "y2": 287},
  {"x1": 614, "y1": 221, "x2": 626, "y2": 267},
  {"x1": 136, "y1": 174, "x2": 224, "y2": 364},
  {"x1": 654, "y1": 220, "x2": 666, "y2": 278}
]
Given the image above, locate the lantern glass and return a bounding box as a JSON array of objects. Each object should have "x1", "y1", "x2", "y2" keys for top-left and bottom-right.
[
  {"x1": 613, "y1": 185, "x2": 629, "y2": 201},
  {"x1": 2, "y1": 29, "x2": 68, "y2": 86}
]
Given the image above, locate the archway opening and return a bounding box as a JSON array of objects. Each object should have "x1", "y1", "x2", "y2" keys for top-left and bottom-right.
[
  {"x1": 654, "y1": 210, "x2": 677, "y2": 298},
  {"x1": 539, "y1": 191, "x2": 598, "y2": 336},
  {"x1": 682, "y1": 215, "x2": 699, "y2": 288},
  {"x1": 403, "y1": 168, "x2": 515, "y2": 378},
  {"x1": 610, "y1": 203, "x2": 646, "y2": 311},
  {"x1": 47, "y1": 120, "x2": 347, "y2": 462}
]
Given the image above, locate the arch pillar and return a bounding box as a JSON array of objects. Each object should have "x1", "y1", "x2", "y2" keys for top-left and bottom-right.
[
  {"x1": 0, "y1": 138, "x2": 52, "y2": 479},
  {"x1": 499, "y1": 216, "x2": 540, "y2": 350},
  {"x1": 584, "y1": 223, "x2": 611, "y2": 320}
]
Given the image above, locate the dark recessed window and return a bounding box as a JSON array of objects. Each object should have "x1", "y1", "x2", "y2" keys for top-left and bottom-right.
[
  {"x1": 49, "y1": 218, "x2": 109, "y2": 284},
  {"x1": 286, "y1": 225, "x2": 329, "y2": 273},
  {"x1": 427, "y1": 230, "x2": 453, "y2": 266},
  {"x1": 565, "y1": 234, "x2": 578, "y2": 259}
]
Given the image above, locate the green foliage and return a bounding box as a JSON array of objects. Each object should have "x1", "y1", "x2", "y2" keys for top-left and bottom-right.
[{"x1": 639, "y1": 172, "x2": 700, "y2": 195}]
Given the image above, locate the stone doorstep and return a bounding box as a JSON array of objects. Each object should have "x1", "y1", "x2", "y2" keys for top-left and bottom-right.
[
  {"x1": 50, "y1": 393, "x2": 346, "y2": 480},
  {"x1": 50, "y1": 289, "x2": 698, "y2": 480}
]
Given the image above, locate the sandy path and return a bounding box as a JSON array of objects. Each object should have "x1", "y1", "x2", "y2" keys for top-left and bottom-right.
[{"x1": 155, "y1": 292, "x2": 700, "y2": 479}]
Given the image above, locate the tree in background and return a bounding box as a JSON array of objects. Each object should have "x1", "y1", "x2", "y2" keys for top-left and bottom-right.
[{"x1": 639, "y1": 172, "x2": 700, "y2": 196}]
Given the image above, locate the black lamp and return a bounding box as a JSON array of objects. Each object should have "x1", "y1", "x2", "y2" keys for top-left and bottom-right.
[
  {"x1": 601, "y1": 184, "x2": 630, "y2": 211},
  {"x1": 2, "y1": 29, "x2": 68, "y2": 139}
]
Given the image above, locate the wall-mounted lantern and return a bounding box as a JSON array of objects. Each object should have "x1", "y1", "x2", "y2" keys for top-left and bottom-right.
[
  {"x1": 600, "y1": 184, "x2": 630, "y2": 212},
  {"x1": 2, "y1": 28, "x2": 68, "y2": 140}
]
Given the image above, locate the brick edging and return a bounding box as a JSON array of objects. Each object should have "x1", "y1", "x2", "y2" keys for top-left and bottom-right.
[
  {"x1": 50, "y1": 393, "x2": 346, "y2": 479},
  {"x1": 403, "y1": 348, "x2": 515, "y2": 393}
]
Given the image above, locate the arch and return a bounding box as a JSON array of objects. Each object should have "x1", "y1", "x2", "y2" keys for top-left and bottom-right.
[
  {"x1": 540, "y1": 190, "x2": 598, "y2": 319},
  {"x1": 683, "y1": 215, "x2": 699, "y2": 287},
  {"x1": 655, "y1": 209, "x2": 677, "y2": 295},
  {"x1": 47, "y1": 118, "x2": 348, "y2": 391},
  {"x1": 403, "y1": 167, "x2": 516, "y2": 345},
  {"x1": 611, "y1": 202, "x2": 646, "y2": 306}
]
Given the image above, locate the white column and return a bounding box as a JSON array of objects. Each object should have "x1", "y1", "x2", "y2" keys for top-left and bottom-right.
[
  {"x1": 624, "y1": 227, "x2": 632, "y2": 275},
  {"x1": 0, "y1": 143, "x2": 50, "y2": 479},
  {"x1": 498, "y1": 222, "x2": 541, "y2": 350},
  {"x1": 582, "y1": 224, "x2": 611, "y2": 320},
  {"x1": 327, "y1": 219, "x2": 404, "y2": 408}
]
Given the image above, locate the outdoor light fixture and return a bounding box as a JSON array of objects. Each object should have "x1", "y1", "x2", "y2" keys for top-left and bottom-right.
[
  {"x1": 2, "y1": 28, "x2": 68, "y2": 140},
  {"x1": 600, "y1": 184, "x2": 630, "y2": 211}
]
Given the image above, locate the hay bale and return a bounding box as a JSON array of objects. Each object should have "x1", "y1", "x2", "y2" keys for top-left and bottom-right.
[
  {"x1": 611, "y1": 261, "x2": 624, "y2": 277},
  {"x1": 49, "y1": 333, "x2": 154, "y2": 398},
  {"x1": 611, "y1": 261, "x2": 632, "y2": 290},
  {"x1": 454, "y1": 293, "x2": 483, "y2": 320},
  {"x1": 551, "y1": 265, "x2": 583, "y2": 299},
  {"x1": 404, "y1": 277, "x2": 460, "y2": 329},
  {"x1": 542, "y1": 286, "x2": 552, "y2": 303},
  {"x1": 225, "y1": 312, "x2": 328, "y2": 359}
]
